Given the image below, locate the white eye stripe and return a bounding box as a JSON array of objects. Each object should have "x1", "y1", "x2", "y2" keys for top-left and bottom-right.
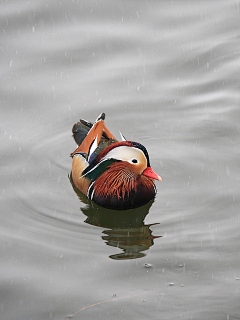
[
  {"x1": 129, "y1": 158, "x2": 139, "y2": 164},
  {"x1": 102, "y1": 146, "x2": 145, "y2": 163}
]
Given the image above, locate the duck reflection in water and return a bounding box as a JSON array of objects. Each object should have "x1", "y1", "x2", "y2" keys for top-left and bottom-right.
[{"x1": 70, "y1": 174, "x2": 161, "y2": 260}]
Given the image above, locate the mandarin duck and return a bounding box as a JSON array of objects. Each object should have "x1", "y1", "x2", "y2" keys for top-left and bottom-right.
[{"x1": 71, "y1": 113, "x2": 162, "y2": 210}]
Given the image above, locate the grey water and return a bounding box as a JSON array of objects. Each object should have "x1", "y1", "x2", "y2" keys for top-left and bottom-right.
[{"x1": 1, "y1": 1, "x2": 240, "y2": 319}]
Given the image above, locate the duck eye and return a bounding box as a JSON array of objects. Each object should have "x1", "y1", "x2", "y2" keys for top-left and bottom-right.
[{"x1": 131, "y1": 159, "x2": 138, "y2": 164}]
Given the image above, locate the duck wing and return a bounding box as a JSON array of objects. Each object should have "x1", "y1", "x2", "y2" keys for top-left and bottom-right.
[{"x1": 71, "y1": 113, "x2": 118, "y2": 160}]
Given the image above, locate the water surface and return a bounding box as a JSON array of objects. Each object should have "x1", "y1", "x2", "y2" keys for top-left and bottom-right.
[{"x1": 1, "y1": 1, "x2": 240, "y2": 319}]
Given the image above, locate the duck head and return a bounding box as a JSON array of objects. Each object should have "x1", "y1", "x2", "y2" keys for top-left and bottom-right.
[{"x1": 82, "y1": 141, "x2": 161, "y2": 210}]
